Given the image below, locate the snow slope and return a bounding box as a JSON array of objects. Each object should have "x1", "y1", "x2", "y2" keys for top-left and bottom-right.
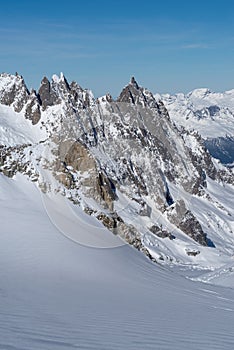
[
  {"x1": 0, "y1": 104, "x2": 46, "y2": 146},
  {"x1": 1, "y1": 174, "x2": 234, "y2": 350}
]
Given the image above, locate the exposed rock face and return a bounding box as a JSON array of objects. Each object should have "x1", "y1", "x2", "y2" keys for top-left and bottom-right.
[
  {"x1": 167, "y1": 200, "x2": 213, "y2": 246},
  {"x1": 63, "y1": 141, "x2": 96, "y2": 173},
  {"x1": 25, "y1": 90, "x2": 41, "y2": 124},
  {"x1": 38, "y1": 77, "x2": 60, "y2": 110},
  {"x1": 97, "y1": 172, "x2": 117, "y2": 211},
  {"x1": 117, "y1": 76, "x2": 161, "y2": 111},
  {"x1": 38, "y1": 74, "x2": 95, "y2": 112},
  {"x1": 53, "y1": 140, "x2": 116, "y2": 210},
  {"x1": 185, "y1": 249, "x2": 200, "y2": 256},
  {"x1": 0, "y1": 144, "x2": 35, "y2": 178},
  {"x1": 149, "y1": 225, "x2": 176, "y2": 240}
]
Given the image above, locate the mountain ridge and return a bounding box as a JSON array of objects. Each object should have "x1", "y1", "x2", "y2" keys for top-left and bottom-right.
[{"x1": 0, "y1": 72, "x2": 233, "y2": 272}]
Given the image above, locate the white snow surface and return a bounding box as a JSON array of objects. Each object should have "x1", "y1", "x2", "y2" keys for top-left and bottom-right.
[
  {"x1": 0, "y1": 104, "x2": 46, "y2": 146},
  {"x1": 158, "y1": 89, "x2": 234, "y2": 138},
  {"x1": 1, "y1": 174, "x2": 234, "y2": 349}
]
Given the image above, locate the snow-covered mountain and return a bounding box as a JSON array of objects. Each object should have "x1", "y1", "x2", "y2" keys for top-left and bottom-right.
[
  {"x1": 158, "y1": 88, "x2": 234, "y2": 166},
  {"x1": 0, "y1": 72, "x2": 233, "y2": 271},
  {"x1": 1, "y1": 72, "x2": 234, "y2": 349}
]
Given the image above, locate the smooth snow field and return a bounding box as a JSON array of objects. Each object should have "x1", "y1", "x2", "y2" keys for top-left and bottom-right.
[{"x1": 1, "y1": 174, "x2": 234, "y2": 350}]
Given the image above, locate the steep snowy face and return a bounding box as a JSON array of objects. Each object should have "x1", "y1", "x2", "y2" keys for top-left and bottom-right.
[
  {"x1": 159, "y1": 89, "x2": 234, "y2": 165},
  {"x1": 0, "y1": 73, "x2": 234, "y2": 271}
]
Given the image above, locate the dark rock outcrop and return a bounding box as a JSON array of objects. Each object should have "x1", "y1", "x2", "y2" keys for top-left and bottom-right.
[
  {"x1": 117, "y1": 76, "x2": 159, "y2": 110},
  {"x1": 25, "y1": 89, "x2": 41, "y2": 124},
  {"x1": 38, "y1": 77, "x2": 60, "y2": 110},
  {"x1": 167, "y1": 200, "x2": 214, "y2": 246},
  {"x1": 149, "y1": 225, "x2": 176, "y2": 240}
]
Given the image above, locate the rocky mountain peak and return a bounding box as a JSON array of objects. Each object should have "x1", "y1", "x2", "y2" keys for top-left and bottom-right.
[
  {"x1": 0, "y1": 73, "x2": 29, "y2": 113},
  {"x1": 117, "y1": 77, "x2": 162, "y2": 112},
  {"x1": 187, "y1": 88, "x2": 211, "y2": 99},
  {"x1": 38, "y1": 76, "x2": 60, "y2": 110},
  {"x1": 40, "y1": 76, "x2": 50, "y2": 86},
  {"x1": 38, "y1": 73, "x2": 96, "y2": 111},
  {"x1": 130, "y1": 76, "x2": 139, "y2": 89},
  {"x1": 117, "y1": 76, "x2": 142, "y2": 104},
  {"x1": 52, "y1": 72, "x2": 70, "y2": 90}
]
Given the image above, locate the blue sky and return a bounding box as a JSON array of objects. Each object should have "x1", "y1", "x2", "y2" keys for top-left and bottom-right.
[{"x1": 1, "y1": 0, "x2": 234, "y2": 97}]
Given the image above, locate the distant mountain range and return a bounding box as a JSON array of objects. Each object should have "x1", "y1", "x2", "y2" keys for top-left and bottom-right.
[{"x1": 158, "y1": 88, "x2": 234, "y2": 166}]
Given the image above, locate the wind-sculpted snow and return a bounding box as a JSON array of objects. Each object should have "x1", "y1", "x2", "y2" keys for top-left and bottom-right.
[{"x1": 1, "y1": 175, "x2": 234, "y2": 350}]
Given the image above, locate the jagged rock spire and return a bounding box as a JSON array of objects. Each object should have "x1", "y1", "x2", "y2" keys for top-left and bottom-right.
[
  {"x1": 130, "y1": 76, "x2": 139, "y2": 90},
  {"x1": 25, "y1": 89, "x2": 41, "y2": 125},
  {"x1": 38, "y1": 76, "x2": 59, "y2": 110},
  {"x1": 117, "y1": 77, "x2": 142, "y2": 104},
  {"x1": 117, "y1": 76, "x2": 158, "y2": 109}
]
